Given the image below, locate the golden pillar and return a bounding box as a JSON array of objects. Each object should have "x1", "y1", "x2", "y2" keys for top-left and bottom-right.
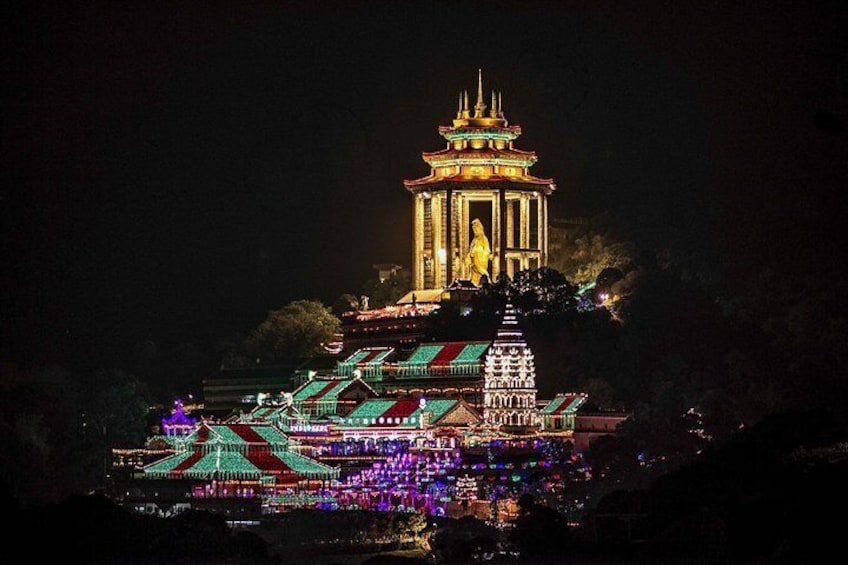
[
  {"x1": 432, "y1": 195, "x2": 442, "y2": 288},
  {"x1": 491, "y1": 191, "x2": 501, "y2": 281},
  {"x1": 537, "y1": 194, "x2": 545, "y2": 268},
  {"x1": 413, "y1": 195, "x2": 424, "y2": 289},
  {"x1": 519, "y1": 195, "x2": 530, "y2": 270},
  {"x1": 460, "y1": 193, "x2": 470, "y2": 278}
]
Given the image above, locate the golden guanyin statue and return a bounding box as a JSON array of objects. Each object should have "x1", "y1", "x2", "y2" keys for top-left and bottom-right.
[{"x1": 466, "y1": 218, "x2": 491, "y2": 286}]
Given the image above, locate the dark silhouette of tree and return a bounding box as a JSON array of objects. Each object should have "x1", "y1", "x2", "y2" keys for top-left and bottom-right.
[
  {"x1": 510, "y1": 494, "x2": 572, "y2": 560},
  {"x1": 244, "y1": 299, "x2": 340, "y2": 363},
  {"x1": 362, "y1": 269, "x2": 411, "y2": 309}
]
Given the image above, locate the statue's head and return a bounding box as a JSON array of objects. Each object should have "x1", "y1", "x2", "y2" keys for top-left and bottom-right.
[{"x1": 471, "y1": 218, "x2": 485, "y2": 236}]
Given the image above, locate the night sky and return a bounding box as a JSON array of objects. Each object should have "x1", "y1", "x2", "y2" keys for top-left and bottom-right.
[{"x1": 3, "y1": 2, "x2": 846, "y2": 370}]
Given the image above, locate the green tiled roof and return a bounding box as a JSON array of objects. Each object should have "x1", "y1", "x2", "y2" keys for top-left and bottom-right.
[
  {"x1": 400, "y1": 344, "x2": 443, "y2": 365},
  {"x1": 451, "y1": 343, "x2": 489, "y2": 364},
  {"x1": 292, "y1": 378, "x2": 353, "y2": 402},
  {"x1": 276, "y1": 451, "x2": 337, "y2": 476},
  {"x1": 341, "y1": 398, "x2": 459, "y2": 428},
  {"x1": 144, "y1": 451, "x2": 195, "y2": 474},
  {"x1": 249, "y1": 424, "x2": 290, "y2": 445},
  {"x1": 207, "y1": 425, "x2": 247, "y2": 444},
  {"x1": 541, "y1": 394, "x2": 586, "y2": 415},
  {"x1": 183, "y1": 451, "x2": 261, "y2": 476}
]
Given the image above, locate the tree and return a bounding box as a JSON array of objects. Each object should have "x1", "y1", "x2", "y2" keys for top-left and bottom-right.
[
  {"x1": 244, "y1": 300, "x2": 340, "y2": 363},
  {"x1": 362, "y1": 270, "x2": 411, "y2": 309},
  {"x1": 510, "y1": 495, "x2": 572, "y2": 559}
]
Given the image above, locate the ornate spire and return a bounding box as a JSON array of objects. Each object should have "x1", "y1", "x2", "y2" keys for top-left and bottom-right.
[
  {"x1": 474, "y1": 68, "x2": 487, "y2": 118},
  {"x1": 462, "y1": 90, "x2": 470, "y2": 118},
  {"x1": 457, "y1": 92, "x2": 463, "y2": 118},
  {"x1": 498, "y1": 91, "x2": 503, "y2": 118},
  {"x1": 490, "y1": 90, "x2": 498, "y2": 118}
]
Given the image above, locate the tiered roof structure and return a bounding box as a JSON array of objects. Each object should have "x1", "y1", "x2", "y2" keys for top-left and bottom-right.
[
  {"x1": 405, "y1": 70, "x2": 556, "y2": 288},
  {"x1": 143, "y1": 422, "x2": 338, "y2": 483}
]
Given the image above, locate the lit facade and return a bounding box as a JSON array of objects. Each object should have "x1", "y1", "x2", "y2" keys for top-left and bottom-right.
[
  {"x1": 405, "y1": 70, "x2": 556, "y2": 289},
  {"x1": 483, "y1": 304, "x2": 538, "y2": 431}
]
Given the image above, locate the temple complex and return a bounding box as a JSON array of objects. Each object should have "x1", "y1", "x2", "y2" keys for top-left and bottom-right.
[
  {"x1": 405, "y1": 70, "x2": 556, "y2": 289},
  {"x1": 114, "y1": 72, "x2": 629, "y2": 522}
]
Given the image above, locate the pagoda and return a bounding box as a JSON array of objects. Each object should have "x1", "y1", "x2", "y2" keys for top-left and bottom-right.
[
  {"x1": 482, "y1": 304, "x2": 538, "y2": 432},
  {"x1": 405, "y1": 70, "x2": 556, "y2": 290}
]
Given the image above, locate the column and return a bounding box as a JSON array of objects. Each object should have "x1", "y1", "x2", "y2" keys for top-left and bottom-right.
[
  {"x1": 499, "y1": 189, "x2": 507, "y2": 278},
  {"x1": 506, "y1": 200, "x2": 514, "y2": 249},
  {"x1": 445, "y1": 189, "x2": 453, "y2": 283},
  {"x1": 536, "y1": 194, "x2": 544, "y2": 267},
  {"x1": 519, "y1": 195, "x2": 530, "y2": 270},
  {"x1": 432, "y1": 194, "x2": 442, "y2": 288},
  {"x1": 491, "y1": 191, "x2": 500, "y2": 282},
  {"x1": 505, "y1": 199, "x2": 514, "y2": 278},
  {"x1": 541, "y1": 194, "x2": 548, "y2": 267},
  {"x1": 413, "y1": 196, "x2": 424, "y2": 289},
  {"x1": 460, "y1": 193, "x2": 469, "y2": 279}
]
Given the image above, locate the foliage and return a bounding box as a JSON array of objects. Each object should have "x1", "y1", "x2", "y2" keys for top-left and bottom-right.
[
  {"x1": 430, "y1": 516, "x2": 496, "y2": 563},
  {"x1": 362, "y1": 269, "x2": 412, "y2": 309},
  {"x1": 0, "y1": 366, "x2": 149, "y2": 505},
  {"x1": 244, "y1": 299, "x2": 340, "y2": 363},
  {"x1": 11, "y1": 496, "x2": 271, "y2": 561},
  {"x1": 586, "y1": 409, "x2": 848, "y2": 561},
  {"x1": 548, "y1": 215, "x2": 639, "y2": 287},
  {"x1": 332, "y1": 292, "x2": 361, "y2": 315},
  {"x1": 510, "y1": 494, "x2": 572, "y2": 559}
]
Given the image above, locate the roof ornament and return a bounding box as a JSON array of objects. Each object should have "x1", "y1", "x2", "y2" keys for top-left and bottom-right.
[
  {"x1": 498, "y1": 91, "x2": 504, "y2": 118},
  {"x1": 490, "y1": 90, "x2": 498, "y2": 118},
  {"x1": 474, "y1": 68, "x2": 487, "y2": 118},
  {"x1": 456, "y1": 92, "x2": 463, "y2": 119}
]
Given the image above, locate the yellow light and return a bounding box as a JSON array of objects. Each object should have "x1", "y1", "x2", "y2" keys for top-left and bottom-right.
[{"x1": 437, "y1": 248, "x2": 447, "y2": 262}]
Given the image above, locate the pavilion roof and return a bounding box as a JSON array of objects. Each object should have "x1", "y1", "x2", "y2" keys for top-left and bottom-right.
[
  {"x1": 404, "y1": 173, "x2": 554, "y2": 189},
  {"x1": 398, "y1": 341, "x2": 490, "y2": 369},
  {"x1": 541, "y1": 394, "x2": 587, "y2": 416},
  {"x1": 422, "y1": 146, "x2": 538, "y2": 159},
  {"x1": 340, "y1": 347, "x2": 395, "y2": 366},
  {"x1": 184, "y1": 422, "x2": 290, "y2": 446},
  {"x1": 339, "y1": 398, "x2": 460, "y2": 429},
  {"x1": 142, "y1": 447, "x2": 336, "y2": 480},
  {"x1": 291, "y1": 377, "x2": 355, "y2": 403}
]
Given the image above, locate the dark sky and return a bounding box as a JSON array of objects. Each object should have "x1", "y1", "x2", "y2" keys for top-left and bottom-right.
[{"x1": 3, "y1": 1, "x2": 846, "y2": 369}]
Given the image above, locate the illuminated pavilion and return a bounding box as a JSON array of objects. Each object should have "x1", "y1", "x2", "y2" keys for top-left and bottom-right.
[{"x1": 405, "y1": 70, "x2": 556, "y2": 290}]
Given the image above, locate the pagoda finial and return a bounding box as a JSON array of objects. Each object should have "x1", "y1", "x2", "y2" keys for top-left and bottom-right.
[
  {"x1": 498, "y1": 91, "x2": 504, "y2": 118},
  {"x1": 490, "y1": 90, "x2": 498, "y2": 118},
  {"x1": 474, "y1": 68, "x2": 487, "y2": 118},
  {"x1": 457, "y1": 92, "x2": 463, "y2": 118},
  {"x1": 462, "y1": 90, "x2": 470, "y2": 118}
]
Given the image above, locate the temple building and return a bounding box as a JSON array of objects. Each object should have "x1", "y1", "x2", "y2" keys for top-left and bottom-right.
[
  {"x1": 405, "y1": 70, "x2": 556, "y2": 290},
  {"x1": 482, "y1": 304, "x2": 538, "y2": 432}
]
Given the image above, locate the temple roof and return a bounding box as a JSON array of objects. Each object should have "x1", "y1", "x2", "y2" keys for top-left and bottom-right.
[
  {"x1": 404, "y1": 173, "x2": 554, "y2": 190},
  {"x1": 399, "y1": 341, "x2": 490, "y2": 369},
  {"x1": 422, "y1": 146, "x2": 538, "y2": 159},
  {"x1": 184, "y1": 422, "x2": 290, "y2": 446},
  {"x1": 403, "y1": 70, "x2": 555, "y2": 194},
  {"x1": 143, "y1": 422, "x2": 338, "y2": 480},
  {"x1": 339, "y1": 398, "x2": 462, "y2": 429},
  {"x1": 143, "y1": 447, "x2": 336, "y2": 480},
  {"x1": 541, "y1": 393, "x2": 588, "y2": 416},
  {"x1": 291, "y1": 376, "x2": 374, "y2": 403}
]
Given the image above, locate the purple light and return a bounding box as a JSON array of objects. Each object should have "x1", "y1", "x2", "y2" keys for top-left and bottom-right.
[{"x1": 161, "y1": 399, "x2": 197, "y2": 436}]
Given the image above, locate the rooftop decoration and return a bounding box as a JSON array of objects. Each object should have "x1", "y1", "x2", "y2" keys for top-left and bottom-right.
[{"x1": 161, "y1": 399, "x2": 197, "y2": 437}]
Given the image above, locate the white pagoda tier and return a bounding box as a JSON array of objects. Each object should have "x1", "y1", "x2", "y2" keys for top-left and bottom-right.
[{"x1": 482, "y1": 304, "x2": 538, "y2": 432}]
